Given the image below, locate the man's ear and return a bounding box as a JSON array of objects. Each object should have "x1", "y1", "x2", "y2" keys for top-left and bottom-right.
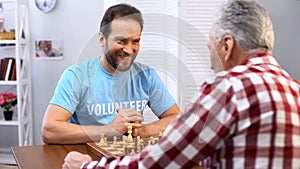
[
  {"x1": 99, "y1": 32, "x2": 105, "y2": 47},
  {"x1": 222, "y1": 35, "x2": 234, "y2": 61}
]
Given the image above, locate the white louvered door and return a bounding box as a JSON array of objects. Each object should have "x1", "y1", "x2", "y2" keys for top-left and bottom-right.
[{"x1": 179, "y1": 0, "x2": 221, "y2": 109}]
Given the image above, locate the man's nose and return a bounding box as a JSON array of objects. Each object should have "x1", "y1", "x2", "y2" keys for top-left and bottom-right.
[{"x1": 122, "y1": 43, "x2": 134, "y2": 54}]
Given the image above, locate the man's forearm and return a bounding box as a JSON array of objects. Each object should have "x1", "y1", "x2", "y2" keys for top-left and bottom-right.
[
  {"x1": 135, "y1": 114, "x2": 178, "y2": 137},
  {"x1": 135, "y1": 104, "x2": 181, "y2": 137},
  {"x1": 42, "y1": 122, "x2": 120, "y2": 144}
]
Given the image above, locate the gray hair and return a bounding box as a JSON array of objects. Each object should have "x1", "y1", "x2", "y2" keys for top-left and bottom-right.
[{"x1": 213, "y1": 0, "x2": 274, "y2": 52}]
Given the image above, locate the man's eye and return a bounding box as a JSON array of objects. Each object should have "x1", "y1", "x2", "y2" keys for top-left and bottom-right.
[
  {"x1": 117, "y1": 39, "x2": 126, "y2": 44},
  {"x1": 133, "y1": 40, "x2": 140, "y2": 44}
]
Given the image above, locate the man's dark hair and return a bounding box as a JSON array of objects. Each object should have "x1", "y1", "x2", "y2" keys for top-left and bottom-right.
[{"x1": 100, "y1": 3, "x2": 144, "y2": 39}]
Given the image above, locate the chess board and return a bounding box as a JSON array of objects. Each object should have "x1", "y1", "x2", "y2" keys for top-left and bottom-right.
[
  {"x1": 87, "y1": 135, "x2": 160, "y2": 158},
  {"x1": 87, "y1": 135, "x2": 203, "y2": 169}
]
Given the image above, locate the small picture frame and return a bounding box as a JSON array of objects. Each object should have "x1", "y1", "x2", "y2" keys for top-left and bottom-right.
[
  {"x1": 0, "y1": 18, "x2": 4, "y2": 32},
  {"x1": 35, "y1": 39, "x2": 63, "y2": 59}
]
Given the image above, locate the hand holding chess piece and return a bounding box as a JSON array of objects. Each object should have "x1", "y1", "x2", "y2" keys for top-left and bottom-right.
[{"x1": 116, "y1": 108, "x2": 143, "y2": 136}]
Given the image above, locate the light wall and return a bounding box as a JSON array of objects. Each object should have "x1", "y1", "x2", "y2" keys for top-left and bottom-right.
[
  {"x1": 29, "y1": 0, "x2": 300, "y2": 145},
  {"x1": 259, "y1": 0, "x2": 300, "y2": 80},
  {"x1": 29, "y1": 1, "x2": 103, "y2": 144}
]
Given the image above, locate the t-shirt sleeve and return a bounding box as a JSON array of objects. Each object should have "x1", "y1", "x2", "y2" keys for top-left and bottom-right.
[
  {"x1": 49, "y1": 66, "x2": 82, "y2": 114},
  {"x1": 147, "y1": 69, "x2": 176, "y2": 117}
]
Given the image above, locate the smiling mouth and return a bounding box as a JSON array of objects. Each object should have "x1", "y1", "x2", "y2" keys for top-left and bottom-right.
[
  {"x1": 118, "y1": 55, "x2": 132, "y2": 65},
  {"x1": 118, "y1": 53, "x2": 133, "y2": 59}
]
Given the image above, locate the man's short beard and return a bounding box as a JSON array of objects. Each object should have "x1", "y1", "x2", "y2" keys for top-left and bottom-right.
[
  {"x1": 105, "y1": 52, "x2": 136, "y2": 72},
  {"x1": 105, "y1": 52, "x2": 118, "y2": 70}
]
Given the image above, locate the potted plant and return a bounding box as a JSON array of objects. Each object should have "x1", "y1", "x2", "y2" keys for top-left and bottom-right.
[{"x1": 0, "y1": 92, "x2": 17, "y2": 121}]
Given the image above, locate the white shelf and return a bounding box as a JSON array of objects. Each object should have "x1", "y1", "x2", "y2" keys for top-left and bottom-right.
[
  {"x1": 0, "y1": 40, "x2": 16, "y2": 44},
  {"x1": 0, "y1": 81, "x2": 17, "y2": 85},
  {"x1": 0, "y1": 0, "x2": 32, "y2": 151},
  {"x1": 0, "y1": 119, "x2": 18, "y2": 126},
  {"x1": 0, "y1": 0, "x2": 15, "y2": 3},
  {"x1": 0, "y1": 79, "x2": 29, "y2": 86}
]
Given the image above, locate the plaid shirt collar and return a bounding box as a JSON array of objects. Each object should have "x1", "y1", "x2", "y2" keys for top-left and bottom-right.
[
  {"x1": 243, "y1": 52, "x2": 279, "y2": 67},
  {"x1": 214, "y1": 52, "x2": 280, "y2": 78}
]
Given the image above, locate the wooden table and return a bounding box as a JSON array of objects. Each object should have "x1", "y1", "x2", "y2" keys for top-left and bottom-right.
[
  {"x1": 12, "y1": 144, "x2": 203, "y2": 169},
  {"x1": 11, "y1": 144, "x2": 99, "y2": 169}
]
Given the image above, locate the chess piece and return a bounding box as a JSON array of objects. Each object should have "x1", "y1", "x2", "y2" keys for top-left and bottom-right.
[
  {"x1": 122, "y1": 135, "x2": 127, "y2": 144},
  {"x1": 150, "y1": 136, "x2": 154, "y2": 145},
  {"x1": 136, "y1": 136, "x2": 141, "y2": 144},
  {"x1": 99, "y1": 133, "x2": 104, "y2": 143},
  {"x1": 130, "y1": 148, "x2": 136, "y2": 154},
  {"x1": 138, "y1": 136, "x2": 144, "y2": 145},
  {"x1": 99, "y1": 133, "x2": 108, "y2": 146},
  {"x1": 158, "y1": 131, "x2": 163, "y2": 139},
  {"x1": 136, "y1": 142, "x2": 141, "y2": 152},
  {"x1": 140, "y1": 144, "x2": 145, "y2": 150},
  {"x1": 127, "y1": 124, "x2": 133, "y2": 142},
  {"x1": 113, "y1": 136, "x2": 117, "y2": 145}
]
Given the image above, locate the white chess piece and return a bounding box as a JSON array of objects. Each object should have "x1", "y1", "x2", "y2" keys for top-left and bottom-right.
[
  {"x1": 130, "y1": 148, "x2": 136, "y2": 154},
  {"x1": 127, "y1": 124, "x2": 133, "y2": 142},
  {"x1": 99, "y1": 133, "x2": 108, "y2": 146},
  {"x1": 122, "y1": 135, "x2": 127, "y2": 144},
  {"x1": 113, "y1": 136, "x2": 117, "y2": 145}
]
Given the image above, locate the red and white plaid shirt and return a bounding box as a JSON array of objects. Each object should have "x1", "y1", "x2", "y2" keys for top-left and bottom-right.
[{"x1": 82, "y1": 53, "x2": 300, "y2": 169}]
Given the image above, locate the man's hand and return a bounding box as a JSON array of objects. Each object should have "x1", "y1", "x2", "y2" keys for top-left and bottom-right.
[
  {"x1": 108, "y1": 108, "x2": 144, "y2": 135},
  {"x1": 132, "y1": 125, "x2": 143, "y2": 137},
  {"x1": 62, "y1": 151, "x2": 92, "y2": 169}
]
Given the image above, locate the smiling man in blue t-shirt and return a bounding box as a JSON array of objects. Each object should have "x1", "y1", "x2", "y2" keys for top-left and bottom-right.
[{"x1": 41, "y1": 4, "x2": 180, "y2": 144}]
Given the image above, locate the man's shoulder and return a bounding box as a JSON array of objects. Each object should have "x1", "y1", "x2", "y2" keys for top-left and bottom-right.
[
  {"x1": 63, "y1": 57, "x2": 99, "y2": 77},
  {"x1": 131, "y1": 62, "x2": 154, "y2": 73},
  {"x1": 132, "y1": 61, "x2": 150, "y2": 68},
  {"x1": 71, "y1": 57, "x2": 99, "y2": 69}
]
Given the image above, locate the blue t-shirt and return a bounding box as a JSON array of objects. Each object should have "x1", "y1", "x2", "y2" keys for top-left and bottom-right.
[{"x1": 50, "y1": 57, "x2": 176, "y2": 125}]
